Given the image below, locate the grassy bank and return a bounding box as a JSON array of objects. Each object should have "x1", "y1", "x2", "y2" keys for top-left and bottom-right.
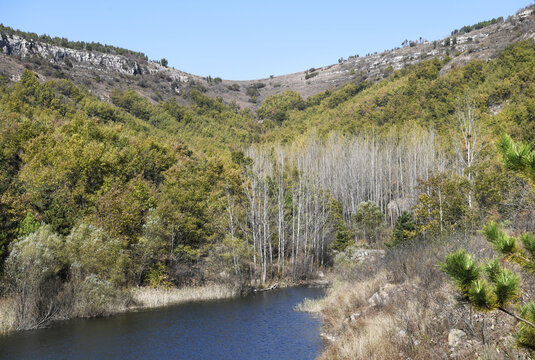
[{"x1": 298, "y1": 237, "x2": 531, "y2": 359}]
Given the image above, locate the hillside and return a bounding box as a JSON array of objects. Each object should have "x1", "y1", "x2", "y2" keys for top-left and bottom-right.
[
  {"x1": 1, "y1": 5, "x2": 534, "y2": 108},
  {"x1": 2, "y1": 4, "x2": 535, "y2": 358}
]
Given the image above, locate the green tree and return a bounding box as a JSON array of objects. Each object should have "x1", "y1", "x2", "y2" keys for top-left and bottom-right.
[
  {"x1": 498, "y1": 134, "x2": 535, "y2": 184},
  {"x1": 352, "y1": 201, "x2": 386, "y2": 244},
  {"x1": 330, "y1": 200, "x2": 352, "y2": 252},
  {"x1": 17, "y1": 212, "x2": 41, "y2": 239},
  {"x1": 257, "y1": 91, "x2": 304, "y2": 123},
  {"x1": 93, "y1": 176, "x2": 156, "y2": 241},
  {"x1": 160, "y1": 58, "x2": 168, "y2": 67},
  {"x1": 387, "y1": 211, "x2": 416, "y2": 247},
  {"x1": 131, "y1": 209, "x2": 167, "y2": 285},
  {"x1": 414, "y1": 172, "x2": 472, "y2": 235}
]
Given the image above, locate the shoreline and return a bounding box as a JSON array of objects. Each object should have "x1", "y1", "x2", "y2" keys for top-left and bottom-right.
[
  {"x1": 0, "y1": 283, "x2": 238, "y2": 337},
  {"x1": 0, "y1": 278, "x2": 331, "y2": 337}
]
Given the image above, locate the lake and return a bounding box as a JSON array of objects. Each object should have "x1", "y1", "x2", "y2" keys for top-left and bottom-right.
[{"x1": 0, "y1": 286, "x2": 325, "y2": 360}]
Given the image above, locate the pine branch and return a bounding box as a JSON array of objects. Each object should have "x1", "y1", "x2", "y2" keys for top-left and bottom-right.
[{"x1": 498, "y1": 306, "x2": 535, "y2": 329}]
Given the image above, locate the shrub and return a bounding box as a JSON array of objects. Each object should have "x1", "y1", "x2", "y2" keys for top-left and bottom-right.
[
  {"x1": 246, "y1": 86, "x2": 259, "y2": 98},
  {"x1": 304, "y1": 71, "x2": 318, "y2": 80},
  {"x1": 4, "y1": 226, "x2": 67, "y2": 329},
  {"x1": 16, "y1": 212, "x2": 40, "y2": 239},
  {"x1": 147, "y1": 262, "x2": 173, "y2": 288},
  {"x1": 72, "y1": 274, "x2": 122, "y2": 317},
  {"x1": 65, "y1": 224, "x2": 127, "y2": 285},
  {"x1": 226, "y1": 83, "x2": 240, "y2": 91}
]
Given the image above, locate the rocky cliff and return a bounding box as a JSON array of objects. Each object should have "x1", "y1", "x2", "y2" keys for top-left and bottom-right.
[{"x1": 1, "y1": 5, "x2": 534, "y2": 108}]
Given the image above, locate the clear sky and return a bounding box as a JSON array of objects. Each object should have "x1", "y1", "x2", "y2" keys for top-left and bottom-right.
[{"x1": 2, "y1": 0, "x2": 532, "y2": 80}]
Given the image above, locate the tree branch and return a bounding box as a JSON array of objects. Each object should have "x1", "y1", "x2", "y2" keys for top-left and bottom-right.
[{"x1": 498, "y1": 306, "x2": 535, "y2": 328}]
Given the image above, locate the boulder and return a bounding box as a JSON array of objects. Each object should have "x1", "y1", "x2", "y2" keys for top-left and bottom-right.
[{"x1": 448, "y1": 328, "x2": 466, "y2": 347}]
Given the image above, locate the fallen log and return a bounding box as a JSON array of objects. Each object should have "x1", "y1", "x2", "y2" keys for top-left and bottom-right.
[{"x1": 253, "y1": 283, "x2": 279, "y2": 292}]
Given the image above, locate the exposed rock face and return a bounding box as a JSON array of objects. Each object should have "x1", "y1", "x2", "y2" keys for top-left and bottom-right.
[
  {"x1": 0, "y1": 32, "x2": 193, "y2": 103},
  {"x1": 0, "y1": 34, "x2": 144, "y2": 76},
  {"x1": 0, "y1": 5, "x2": 534, "y2": 107}
]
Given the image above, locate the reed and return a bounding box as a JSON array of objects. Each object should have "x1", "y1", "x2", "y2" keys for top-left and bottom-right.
[
  {"x1": 131, "y1": 284, "x2": 238, "y2": 309},
  {"x1": 0, "y1": 297, "x2": 16, "y2": 335}
]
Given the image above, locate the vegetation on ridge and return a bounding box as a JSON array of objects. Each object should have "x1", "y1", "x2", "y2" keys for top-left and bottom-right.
[{"x1": 0, "y1": 24, "x2": 148, "y2": 60}]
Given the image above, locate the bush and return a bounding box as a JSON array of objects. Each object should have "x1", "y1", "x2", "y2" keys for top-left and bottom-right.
[
  {"x1": 332, "y1": 246, "x2": 365, "y2": 280},
  {"x1": 305, "y1": 71, "x2": 318, "y2": 80},
  {"x1": 3, "y1": 224, "x2": 133, "y2": 327},
  {"x1": 226, "y1": 83, "x2": 240, "y2": 91},
  {"x1": 72, "y1": 274, "x2": 122, "y2": 317},
  {"x1": 4, "y1": 226, "x2": 67, "y2": 329},
  {"x1": 246, "y1": 86, "x2": 259, "y2": 98},
  {"x1": 65, "y1": 224, "x2": 127, "y2": 285}
]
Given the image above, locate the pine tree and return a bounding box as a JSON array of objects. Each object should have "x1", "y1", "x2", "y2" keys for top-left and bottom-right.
[
  {"x1": 442, "y1": 135, "x2": 535, "y2": 349},
  {"x1": 330, "y1": 200, "x2": 352, "y2": 252},
  {"x1": 387, "y1": 211, "x2": 416, "y2": 247}
]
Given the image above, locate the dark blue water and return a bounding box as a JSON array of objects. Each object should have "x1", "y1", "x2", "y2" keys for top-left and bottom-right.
[{"x1": 0, "y1": 286, "x2": 325, "y2": 360}]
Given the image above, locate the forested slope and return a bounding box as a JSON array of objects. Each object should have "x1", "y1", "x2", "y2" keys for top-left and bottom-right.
[{"x1": 1, "y1": 37, "x2": 535, "y2": 336}]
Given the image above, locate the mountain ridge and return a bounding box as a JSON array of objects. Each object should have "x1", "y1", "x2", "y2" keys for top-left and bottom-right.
[{"x1": 1, "y1": 5, "x2": 534, "y2": 109}]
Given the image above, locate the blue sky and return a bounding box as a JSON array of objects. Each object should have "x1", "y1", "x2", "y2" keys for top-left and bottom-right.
[{"x1": 2, "y1": 0, "x2": 532, "y2": 80}]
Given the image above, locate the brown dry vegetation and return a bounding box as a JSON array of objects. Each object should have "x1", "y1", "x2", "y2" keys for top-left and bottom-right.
[
  {"x1": 130, "y1": 284, "x2": 237, "y2": 309},
  {"x1": 0, "y1": 297, "x2": 16, "y2": 335},
  {"x1": 299, "y1": 235, "x2": 533, "y2": 359}
]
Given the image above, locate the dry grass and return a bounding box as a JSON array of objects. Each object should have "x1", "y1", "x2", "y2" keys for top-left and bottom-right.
[
  {"x1": 0, "y1": 297, "x2": 16, "y2": 335},
  {"x1": 322, "y1": 314, "x2": 398, "y2": 360},
  {"x1": 294, "y1": 296, "x2": 325, "y2": 313},
  {"x1": 130, "y1": 284, "x2": 238, "y2": 309},
  {"x1": 304, "y1": 237, "x2": 531, "y2": 360},
  {"x1": 297, "y1": 273, "x2": 386, "y2": 319}
]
